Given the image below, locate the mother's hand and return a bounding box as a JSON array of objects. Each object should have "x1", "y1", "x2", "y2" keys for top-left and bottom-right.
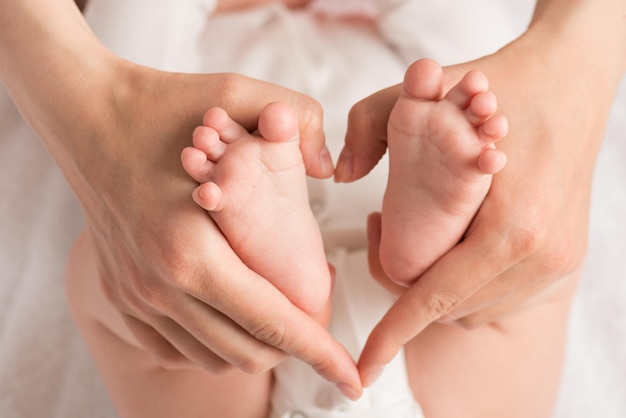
[
  {"x1": 2, "y1": 0, "x2": 359, "y2": 395},
  {"x1": 52, "y1": 57, "x2": 360, "y2": 397},
  {"x1": 337, "y1": 2, "x2": 626, "y2": 385}
]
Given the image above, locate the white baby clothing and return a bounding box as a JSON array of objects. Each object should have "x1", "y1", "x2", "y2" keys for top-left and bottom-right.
[{"x1": 270, "y1": 249, "x2": 424, "y2": 418}]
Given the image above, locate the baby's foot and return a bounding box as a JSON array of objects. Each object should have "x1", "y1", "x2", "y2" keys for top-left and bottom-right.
[
  {"x1": 181, "y1": 102, "x2": 330, "y2": 314},
  {"x1": 380, "y1": 58, "x2": 507, "y2": 285}
]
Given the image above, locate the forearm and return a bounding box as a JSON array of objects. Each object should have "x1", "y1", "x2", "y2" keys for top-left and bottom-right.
[
  {"x1": 527, "y1": 0, "x2": 626, "y2": 88},
  {"x1": 443, "y1": 0, "x2": 626, "y2": 162},
  {"x1": 0, "y1": 0, "x2": 117, "y2": 175},
  {"x1": 440, "y1": 0, "x2": 626, "y2": 96}
]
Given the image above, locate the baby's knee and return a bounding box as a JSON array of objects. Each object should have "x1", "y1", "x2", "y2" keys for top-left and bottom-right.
[{"x1": 65, "y1": 231, "x2": 140, "y2": 348}]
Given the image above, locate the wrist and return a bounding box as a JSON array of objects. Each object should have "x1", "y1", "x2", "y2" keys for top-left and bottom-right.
[
  {"x1": 0, "y1": 0, "x2": 120, "y2": 159},
  {"x1": 0, "y1": 1, "x2": 139, "y2": 194},
  {"x1": 524, "y1": 0, "x2": 626, "y2": 79},
  {"x1": 438, "y1": 0, "x2": 625, "y2": 186}
]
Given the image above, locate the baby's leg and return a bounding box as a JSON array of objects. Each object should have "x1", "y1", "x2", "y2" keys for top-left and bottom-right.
[
  {"x1": 380, "y1": 58, "x2": 507, "y2": 285},
  {"x1": 181, "y1": 102, "x2": 330, "y2": 314},
  {"x1": 405, "y1": 272, "x2": 579, "y2": 418},
  {"x1": 65, "y1": 231, "x2": 272, "y2": 418}
]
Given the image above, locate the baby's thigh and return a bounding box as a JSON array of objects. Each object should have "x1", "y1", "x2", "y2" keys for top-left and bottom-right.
[
  {"x1": 405, "y1": 274, "x2": 579, "y2": 418},
  {"x1": 65, "y1": 231, "x2": 272, "y2": 418}
]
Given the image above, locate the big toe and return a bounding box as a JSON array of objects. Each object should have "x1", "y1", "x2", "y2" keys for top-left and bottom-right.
[
  {"x1": 403, "y1": 58, "x2": 443, "y2": 101},
  {"x1": 258, "y1": 101, "x2": 299, "y2": 143}
]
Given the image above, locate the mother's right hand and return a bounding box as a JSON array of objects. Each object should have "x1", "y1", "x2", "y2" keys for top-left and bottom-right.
[
  {"x1": 1, "y1": 0, "x2": 359, "y2": 399},
  {"x1": 19, "y1": 59, "x2": 359, "y2": 400},
  {"x1": 81, "y1": 62, "x2": 361, "y2": 397},
  {"x1": 90, "y1": 63, "x2": 359, "y2": 375}
]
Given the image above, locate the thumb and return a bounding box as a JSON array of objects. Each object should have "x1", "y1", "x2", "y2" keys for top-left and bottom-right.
[{"x1": 335, "y1": 84, "x2": 401, "y2": 183}]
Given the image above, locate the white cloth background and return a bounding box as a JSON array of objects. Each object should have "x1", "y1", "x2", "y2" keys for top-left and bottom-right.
[{"x1": 0, "y1": 1, "x2": 625, "y2": 417}]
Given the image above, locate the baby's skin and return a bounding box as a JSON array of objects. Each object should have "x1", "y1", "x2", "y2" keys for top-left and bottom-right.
[
  {"x1": 380, "y1": 58, "x2": 508, "y2": 286},
  {"x1": 181, "y1": 102, "x2": 330, "y2": 315}
]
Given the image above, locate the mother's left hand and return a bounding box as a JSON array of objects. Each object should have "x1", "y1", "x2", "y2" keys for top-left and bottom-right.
[{"x1": 336, "y1": 1, "x2": 626, "y2": 385}]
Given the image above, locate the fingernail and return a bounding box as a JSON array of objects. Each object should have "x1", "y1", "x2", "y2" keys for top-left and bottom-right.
[
  {"x1": 362, "y1": 366, "x2": 384, "y2": 388},
  {"x1": 334, "y1": 148, "x2": 353, "y2": 183},
  {"x1": 336, "y1": 382, "x2": 361, "y2": 401},
  {"x1": 319, "y1": 145, "x2": 334, "y2": 178}
]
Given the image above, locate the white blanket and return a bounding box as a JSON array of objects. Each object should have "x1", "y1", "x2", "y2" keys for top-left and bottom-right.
[{"x1": 1, "y1": 1, "x2": 625, "y2": 417}]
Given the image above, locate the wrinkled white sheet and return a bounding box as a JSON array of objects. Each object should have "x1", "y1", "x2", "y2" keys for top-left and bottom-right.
[{"x1": 0, "y1": 1, "x2": 625, "y2": 417}]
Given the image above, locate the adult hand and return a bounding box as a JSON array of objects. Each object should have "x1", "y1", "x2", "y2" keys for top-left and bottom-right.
[
  {"x1": 72, "y1": 63, "x2": 361, "y2": 394},
  {"x1": 336, "y1": 0, "x2": 626, "y2": 386},
  {"x1": 0, "y1": 0, "x2": 360, "y2": 397}
]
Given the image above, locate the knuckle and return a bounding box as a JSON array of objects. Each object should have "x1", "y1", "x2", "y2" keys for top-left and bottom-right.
[
  {"x1": 119, "y1": 283, "x2": 157, "y2": 317},
  {"x1": 236, "y1": 358, "x2": 268, "y2": 375},
  {"x1": 308, "y1": 357, "x2": 334, "y2": 379},
  {"x1": 128, "y1": 274, "x2": 163, "y2": 308},
  {"x1": 187, "y1": 351, "x2": 234, "y2": 375},
  {"x1": 156, "y1": 248, "x2": 194, "y2": 290},
  {"x1": 166, "y1": 268, "x2": 193, "y2": 292},
  {"x1": 250, "y1": 321, "x2": 287, "y2": 348},
  {"x1": 507, "y1": 220, "x2": 547, "y2": 259},
  {"x1": 232, "y1": 343, "x2": 282, "y2": 375},
  {"x1": 150, "y1": 348, "x2": 234, "y2": 374},
  {"x1": 149, "y1": 244, "x2": 203, "y2": 295},
  {"x1": 423, "y1": 291, "x2": 464, "y2": 322},
  {"x1": 536, "y1": 238, "x2": 586, "y2": 278}
]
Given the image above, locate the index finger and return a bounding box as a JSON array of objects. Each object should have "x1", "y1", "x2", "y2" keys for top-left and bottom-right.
[
  {"x1": 356, "y1": 225, "x2": 516, "y2": 387},
  {"x1": 195, "y1": 239, "x2": 363, "y2": 399}
]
